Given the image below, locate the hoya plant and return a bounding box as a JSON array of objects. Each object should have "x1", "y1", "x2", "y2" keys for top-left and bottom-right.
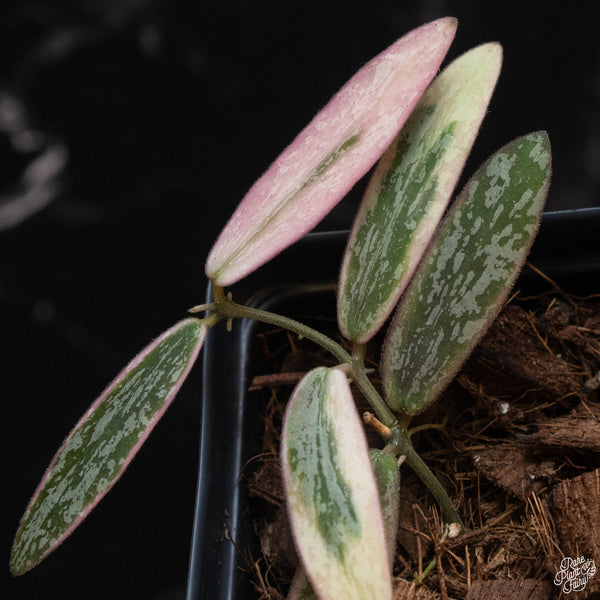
[{"x1": 11, "y1": 17, "x2": 552, "y2": 600}]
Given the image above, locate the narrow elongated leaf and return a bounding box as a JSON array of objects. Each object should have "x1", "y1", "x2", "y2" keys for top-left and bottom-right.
[
  {"x1": 10, "y1": 318, "x2": 206, "y2": 576},
  {"x1": 288, "y1": 449, "x2": 400, "y2": 600},
  {"x1": 338, "y1": 42, "x2": 502, "y2": 342},
  {"x1": 282, "y1": 367, "x2": 392, "y2": 600},
  {"x1": 381, "y1": 132, "x2": 552, "y2": 414},
  {"x1": 206, "y1": 18, "x2": 457, "y2": 286}
]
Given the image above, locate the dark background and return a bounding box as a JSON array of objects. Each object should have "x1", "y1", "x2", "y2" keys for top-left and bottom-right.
[{"x1": 3, "y1": 1, "x2": 599, "y2": 599}]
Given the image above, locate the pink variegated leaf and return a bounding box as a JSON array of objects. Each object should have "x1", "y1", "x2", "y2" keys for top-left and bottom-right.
[
  {"x1": 10, "y1": 318, "x2": 207, "y2": 576},
  {"x1": 206, "y1": 17, "x2": 457, "y2": 286}
]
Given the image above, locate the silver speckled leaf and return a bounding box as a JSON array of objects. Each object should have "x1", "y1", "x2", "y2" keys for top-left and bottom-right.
[
  {"x1": 11, "y1": 318, "x2": 206, "y2": 576},
  {"x1": 287, "y1": 449, "x2": 400, "y2": 600},
  {"x1": 338, "y1": 43, "x2": 502, "y2": 342},
  {"x1": 381, "y1": 132, "x2": 551, "y2": 414},
  {"x1": 282, "y1": 367, "x2": 392, "y2": 600}
]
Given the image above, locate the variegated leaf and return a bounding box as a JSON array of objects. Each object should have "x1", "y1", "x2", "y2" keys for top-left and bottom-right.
[
  {"x1": 288, "y1": 449, "x2": 400, "y2": 600},
  {"x1": 338, "y1": 42, "x2": 502, "y2": 342},
  {"x1": 381, "y1": 132, "x2": 552, "y2": 414},
  {"x1": 10, "y1": 318, "x2": 207, "y2": 576},
  {"x1": 206, "y1": 18, "x2": 457, "y2": 286},
  {"x1": 282, "y1": 367, "x2": 392, "y2": 600},
  {"x1": 369, "y1": 449, "x2": 400, "y2": 562}
]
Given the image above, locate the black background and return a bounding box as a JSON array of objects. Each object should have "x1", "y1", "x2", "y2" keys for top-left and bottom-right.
[{"x1": 3, "y1": 1, "x2": 599, "y2": 599}]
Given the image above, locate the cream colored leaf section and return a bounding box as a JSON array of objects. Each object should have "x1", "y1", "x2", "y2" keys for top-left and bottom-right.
[{"x1": 282, "y1": 367, "x2": 392, "y2": 600}]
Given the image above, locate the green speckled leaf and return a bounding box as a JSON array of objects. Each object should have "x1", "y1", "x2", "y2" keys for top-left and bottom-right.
[
  {"x1": 282, "y1": 367, "x2": 392, "y2": 600},
  {"x1": 368, "y1": 449, "x2": 400, "y2": 561},
  {"x1": 288, "y1": 449, "x2": 400, "y2": 600},
  {"x1": 338, "y1": 43, "x2": 502, "y2": 342},
  {"x1": 10, "y1": 318, "x2": 206, "y2": 576},
  {"x1": 381, "y1": 132, "x2": 551, "y2": 414}
]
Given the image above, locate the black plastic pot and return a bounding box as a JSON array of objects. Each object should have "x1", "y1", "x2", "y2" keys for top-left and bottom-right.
[{"x1": 185, "y1": 208, "x2": 600, "y2": 600}]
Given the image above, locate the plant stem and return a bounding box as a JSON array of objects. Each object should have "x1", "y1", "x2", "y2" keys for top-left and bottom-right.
[
  {"x1": 403, "y1": 442, "x2": 463, "y2": 527},
  {"x1": 200, "y1": 312, "x2": 222, "y2": 330},
  {"x1": 212, "y1": 287, "x2": 463, "y2": 528},
  {"x1": 351, "y1": 341, "x2": 367, "y2": 363},
  {"x1": 414, "y1": 557, "x2": 437, "y2": 584},
  {"x1": 408, "y1": 418, "x2": 447, "y2": 438},
  {"x1": 214, "y1": 293, "x2": 397, "y2": 429},
  {"x1": 383, "y1": 429, "x2": 462, "y2": 527}
]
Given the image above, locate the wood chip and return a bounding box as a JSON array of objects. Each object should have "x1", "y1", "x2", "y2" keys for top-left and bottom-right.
[
  {"x1": 464, "y1": 579, "x2": 552, "y2": 600},
  {"x1": 464, "y1": 305, "x2": 581, "y2": 401},
  {"x1": 249, "y1": 371, "x2": 306, "y2": 390},
  {"x1": 544, "y1": 469, "x2": 600, "y2": 598},
  {"x1": 472, "y1": 445, "x2": 556, "y2": 498},
  {"x1": 393, "y1": 578, "x2": 442, "y2": 600},
  {"x1": 396, "y1": 487, "x2": 433, "y2": 563},
  {"x1": 526, "y1": 402, "x2": 600, "y2": 451}
]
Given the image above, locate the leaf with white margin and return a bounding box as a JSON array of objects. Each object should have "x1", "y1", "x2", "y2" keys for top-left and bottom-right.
[
  {"x1": 282, "y1": 367, "x2": 392, "y2": 600},
  {"x1": 381, "y1": 132, "x2": 551, "y2": 415},
  {"x1": 10, "y1": 318, "x2": 207, "y2": 576},
  {"x1": 287, "y1": 449, "x2": 399, "y2": 600},
  {"x1": 338, "y1": 42, "x2": 502, "y2": 342},
  {"x1": 206, "y1": 17, "x2": 457, "y2": 287}
]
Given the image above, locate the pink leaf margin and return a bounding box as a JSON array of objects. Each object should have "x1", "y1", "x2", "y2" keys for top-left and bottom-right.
[
  {"x1": 206, "y1": 17, "x2": 457, "y2": 286},
  {"x1": 11, "y1": 317, "x2": 206, "y2": 575}
]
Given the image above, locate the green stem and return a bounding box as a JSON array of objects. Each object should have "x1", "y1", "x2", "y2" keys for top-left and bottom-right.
[
  {"x1": 212, "y1": 288, "x2": 463, "y2": 528},
  {"x1": 200, "y1": 312, "x2": 222, "y2": 330},
  {"x1": 214, "y1": 293, "x2": 397, "y2": 429},
  {"x1": 408, "y1": 419, "x2": 447, "y2": 438},
  {"x1": 414, "y1": 557, "x2": 437, "y2": 584},
  {"x1": 403, "y1": 442, "x2": 463, "y2": 527},
  {"x1": 383, "y1": 429, "x2": 462, "y2": 527},
  {"x1": 351, "y1": 341, "x2": 367, "y2": 363}
]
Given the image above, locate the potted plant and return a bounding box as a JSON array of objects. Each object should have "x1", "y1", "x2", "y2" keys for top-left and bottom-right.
[
  {"x1": 10, "y1": 17, "x2": 599, "y2": 600},
  {"x1": 187, "y1": 208, "x2": 599, "y2": 600}
]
